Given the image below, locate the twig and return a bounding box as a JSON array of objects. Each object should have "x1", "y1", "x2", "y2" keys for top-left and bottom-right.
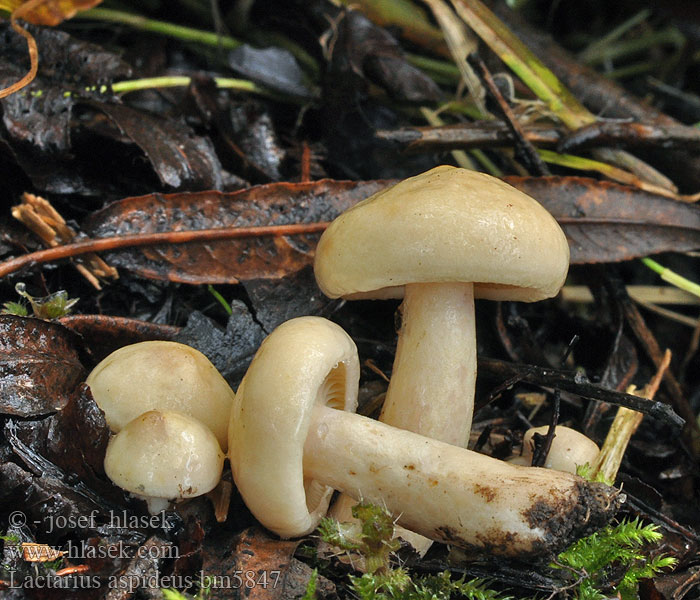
[
  {"x1": 375, "y1": 121, "x2": 561, "y2": 153},
  {"x1": 467, "y1": 52, "x2": 550, "y2": 175},
  {"x1": 590, "y1": 350, "x2": 671, "y2": 483},
  {"x1": 0, "y1": 222, "x2": 330, "y2": 280},
  {"x1": 604, "y1": 275, "x2": 700, "y2": 453},
  {"x1": 0, "y1": 1, "x2": 40, "y2": 98},
  {"x1": 480, "y1": 357, "x2": 683, "y2": 428}
]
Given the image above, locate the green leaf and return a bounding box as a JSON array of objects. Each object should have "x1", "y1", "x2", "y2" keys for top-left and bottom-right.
[
  {"x1": 301, "y1": 569, "x2": 318, "y2": 600},
  {"x1": 1, "y1": 301, "x2": 28, "y2": 316}
]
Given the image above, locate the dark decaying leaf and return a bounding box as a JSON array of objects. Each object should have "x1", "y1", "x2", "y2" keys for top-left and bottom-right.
[
  {"x1": 0, "y1": 92, "x2": 121, "y2": 195},
  {"x1": 326, "y1": 9, "x2": 441, "y2": 105},
  {"x1": 44, "y1": 384, "x2": 111, "y2": 481},
  {"x1": 202, "y1": 526, "x2": 335, "y2": 600},
  {"x1": 229, "y1": 102, "x2": 287, "y2": 181},
  {"x1": 0, "y1": 23, "x2": 132, "y2": 86},
  {"x1": 173, "y1": 304, "x2": 264, "y2": 385},
  {"x1": 1, "y1": 85, "x2": 73, "y2": 153},
  {"x1": 243, "y1": 265, "x2": 338, "y2": 333},
  {"x1": 82, "y1": 179, "x2": 388, "y2": 283},
  {"x1": 228, "y1": 45, "x2": 315, "y2": 99},
  {"x1": 78, "y1": 175, "x2": 700, "y2": 286},
  {"x1": 0, "y1": 316, "x2": 84, "y2": 417},
  {"x1": 505, "y1": 176, "x2": 700, "y2": 263},
  {"x1": 0, "y1": 460, "x2": 111, "y2": 542},
  {"x1": 90, "y1": 101, "x2": 223, "y2": 191},
  {"x1": 59, "y1": 314, "x2": 180, "y2": 363}
]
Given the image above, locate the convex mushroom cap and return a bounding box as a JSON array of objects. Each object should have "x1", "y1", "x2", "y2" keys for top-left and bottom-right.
[
  {"x1": 509, "y1": 425, "x2": 600, "y2": 474},
  {"x1": 314, "y1": 165, "x2": 569, "y2": 302},
  {"x1": 87, "y1": 341, "x2": 235, "y2": 450},
  {"x1": 229, "y1": 316, "x2": 360, "y2": 538},
  {"x1": 104, "y1": 410, "x2": 224, "y2": 514}
]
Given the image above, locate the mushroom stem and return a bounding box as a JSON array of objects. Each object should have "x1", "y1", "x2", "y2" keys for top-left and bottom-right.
[
  {"x1": 330, "y1": 282, "x2": 476, "y2": 554},
  {"x1": 304, "y1": 403, "x2": 618, "y2": 556},
  {"x1": 381, "y1": 281, "x2": 477, "y2": 446}
]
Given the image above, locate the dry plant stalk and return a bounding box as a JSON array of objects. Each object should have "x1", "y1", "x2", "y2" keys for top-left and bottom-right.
[
  {"x1": 0, "y1": 0, "x2": 104, "y2": 98},
  {"x1": 422, "y1": 0, "x2": 486, "y2": 112},
  {"x1": 591, "y1": 349, "x2": 672, "y2": 483},
  {"x1": 12, "y1": 192, "x2": 118, "y2": 289},
  {"x1": 206, "y1": 479, "x2": 233, "y2": 523}
]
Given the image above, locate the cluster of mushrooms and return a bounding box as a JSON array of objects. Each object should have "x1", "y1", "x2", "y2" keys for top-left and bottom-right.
[{"x1": 87, "y1": 166, "x2": 619, "y2": 559}]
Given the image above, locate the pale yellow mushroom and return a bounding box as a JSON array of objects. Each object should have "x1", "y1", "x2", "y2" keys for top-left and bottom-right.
[
  {"x1": 228, "y1": 317, "x2": 619, "y2": 559},
  {"x1": 87, "y1": 341, "x2": 235, "y2": 450},
  {"x1": 509, "y1": 425, "x2": 600, "y2": 474},
  {"x1": 314, "y1": 166, "x2": 570, "y2": 553},
  {"x1": 105, "y1": 410, "x2": 225, "y2": 514}
]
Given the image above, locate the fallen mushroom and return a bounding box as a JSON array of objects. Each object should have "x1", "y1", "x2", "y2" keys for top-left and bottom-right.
[
  {"x1": 508, "y1": 425, "x2": 600, "y2": 474},
  {"x1": 228, "y1": 317, "x2": 620, "y2": 558},
  {"x1": 314, "y1": 165, "x2": 570, "y2": 552},
  {"x1": 86, "y1": 340, "x2": 235, "y2": 450},
  {"x1": 105, "y1": 410, "x2": 225, "y2": 514}
]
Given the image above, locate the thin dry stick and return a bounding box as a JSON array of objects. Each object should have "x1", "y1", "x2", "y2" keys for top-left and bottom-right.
[
  {"x1": 467, "y1": 52, "x2": 550, "y2": 176},
  {"x1": 206, "y1": 479, "x2": 233, "y2": 523},
  {"x1": 0, "y1": 222, "x2": 330, "y2": 279},
  {"x1": 0, "y1": 0, "x2": 44, "y2": 98},
  {"x1": 591, "y1": 349, "x2": 671, "y2": 483}
]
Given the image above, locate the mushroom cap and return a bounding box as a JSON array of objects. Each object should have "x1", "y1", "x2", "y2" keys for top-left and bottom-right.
[
  {"x1": 228, "y1": 316, "x2": 359, "y2": 538},
  {"x1": 87, "y1": 341, "x2": 235, "y2": 450},
  {"x1": 509, "y1": 425, "x2": 599, "y2": 474},
  {"x1": 104, "y1": 410, "x2": 224, "y2": 501},
  {"x1": 314, "y1": 166, "x2": 570, "y2": 302}
]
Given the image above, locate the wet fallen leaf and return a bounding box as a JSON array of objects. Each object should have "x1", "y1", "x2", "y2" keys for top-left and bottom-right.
[
  {"x1": 58, "y1": 315, "x2": 180, "y2": 362},
  {"x1": 243, "y1": 265, "x2": 337, "y2": 333},
  {"x1": 173, "y1": 304, "x2": 264, "y2": 384},
  {"x1": 505, "y1": 176, "x2": 700, "y2": 263},
  {"x1": 89, "y1": 101, "x2": 223, "y2": 190},
  {"x1": 44, "y1": 384, "x2": 111, "y2": 481},
  {"x1": 0, "y1": 23, "x2": 134, "y2": 194},
  {"x1": 21, "y1": 542, "x2": 66, "y2": 562},
  {"x1": 82, "y1": 179, "x2": 388, "y2": 283},
  {"x1": 228, "y1": 44, "x2": 315, "y2": 99},
  {"x1": 200, "y1": 526, "x2": 335, "y2": 600},
  {"x1": 229, "y1": 102, "x2": 287, "y2": 181},
  {"x1": 0, "y1": 315, "x2": 84, "y2": 417},
  {"x1": 0, "y1": 459, "x2": 110, "y2": 542},
  {"x1": 326, "y1": 8, "x2": 441, "y2": 105},
  {"x1": 0, "y1": 0, "x2": 103, "y2": 26}
]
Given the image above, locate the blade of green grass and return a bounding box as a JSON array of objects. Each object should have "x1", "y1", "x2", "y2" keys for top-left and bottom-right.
[
  {"x1": 449, "y1": 0, "x2": 594, "y2": 129},
  {"x1": 642, "y1": 258, "x2": 700, "y2": 299}
]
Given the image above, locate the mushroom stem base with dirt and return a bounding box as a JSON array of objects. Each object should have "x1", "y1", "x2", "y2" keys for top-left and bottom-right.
[{"x1": 304, "y1": 403, "x2": 620, "y2": 558}]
